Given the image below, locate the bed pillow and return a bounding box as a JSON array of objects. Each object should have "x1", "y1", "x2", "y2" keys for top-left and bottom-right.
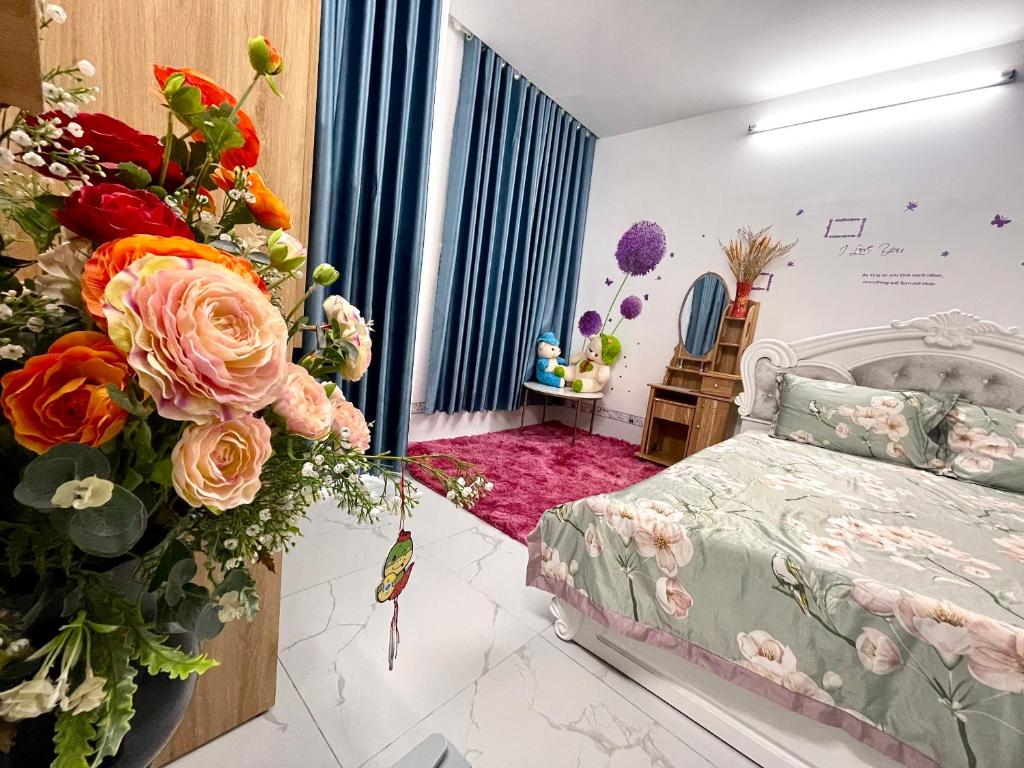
[
  {"x1": 942, "y1": 401, "x2": 1024, "y2": 493},
  {"x1": 774, "y1": 373, "x2": 956, "y2": 470}
]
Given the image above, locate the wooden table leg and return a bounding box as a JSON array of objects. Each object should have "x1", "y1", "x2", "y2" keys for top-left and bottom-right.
[{"x1": 571, "y1": 398, "x2": 581, "y2": 446}]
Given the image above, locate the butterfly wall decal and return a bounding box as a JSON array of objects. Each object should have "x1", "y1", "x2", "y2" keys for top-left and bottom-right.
[{"x1": 991, "y1": 214, "x2": 1011, "y2": 228}]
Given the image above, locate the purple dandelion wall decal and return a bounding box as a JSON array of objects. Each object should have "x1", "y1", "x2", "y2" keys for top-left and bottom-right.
[
  {"x1": 905, "y1": 201, "x2": 918, "y2": 212},
  {"x1": 991, "y1": 214, "x2": 1012, "y2": 228}
]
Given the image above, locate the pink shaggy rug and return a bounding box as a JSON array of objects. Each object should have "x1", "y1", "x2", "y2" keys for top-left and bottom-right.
[{"x1": 408, "y1": 421, "x2": 660, "y2": 542}]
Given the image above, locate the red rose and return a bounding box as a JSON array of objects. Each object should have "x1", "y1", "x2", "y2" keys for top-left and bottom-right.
[
  {"x1": 153, "y1": 65, "x2": 261, "y2": 169},
  {"x1": 56, "y1": 183, "x2": 195, "y2": 243},
  {"x1": 28, "y1": 112, "x2": 185, "y2": 189}
]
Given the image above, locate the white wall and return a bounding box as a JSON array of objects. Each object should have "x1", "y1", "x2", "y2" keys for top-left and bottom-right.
[{"x1": 574, "y1": 41, "x2": 1024, "y2": 443}]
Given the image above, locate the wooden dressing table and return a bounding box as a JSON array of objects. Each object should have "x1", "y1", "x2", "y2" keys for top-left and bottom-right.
[{"x1": 637, "y1": 274, "x2": 759, "y2": 466}]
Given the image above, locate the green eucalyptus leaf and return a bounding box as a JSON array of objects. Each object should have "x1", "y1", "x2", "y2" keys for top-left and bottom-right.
[
  {"x1": 66, "y1": 486, "x2": 147, "y2": 558},
  {"x1": 148, "y1": 538, "x2": 192, "y2": 592},
  {"x1": 164, "y1": 558, "x2": 198, "y2": 607},
  {"x1": 214, "y1": 568, "x2": 253, "y2": 598},
  {"x1": 175, "y1": 591, "x2": 223, "y2": 641}
]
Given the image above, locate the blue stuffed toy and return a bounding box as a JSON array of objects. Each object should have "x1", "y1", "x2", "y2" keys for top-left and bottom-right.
[{"x1": 534, "y1": 331, "x2": 567, "y2": 388}]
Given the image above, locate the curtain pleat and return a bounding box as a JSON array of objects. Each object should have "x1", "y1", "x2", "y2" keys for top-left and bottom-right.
[
  {"x1": 307, "y1": 0, "x2": 442, "y2": 456},
  {"x1": 426, "y1": 39, "x2": 596, "y2": 415},
  {"x1": 684, "y1": 276, "x2": 728, "y2": 356}
]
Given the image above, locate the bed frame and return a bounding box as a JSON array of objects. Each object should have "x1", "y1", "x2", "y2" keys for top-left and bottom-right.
[{"x1": 550, "y1": 310, "x2": 1024, "y2": 768}]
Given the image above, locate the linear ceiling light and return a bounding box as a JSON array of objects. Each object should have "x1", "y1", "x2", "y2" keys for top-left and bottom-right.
[{"x1": 748, "y1": 69, "x2": 1016, "y2": 134}]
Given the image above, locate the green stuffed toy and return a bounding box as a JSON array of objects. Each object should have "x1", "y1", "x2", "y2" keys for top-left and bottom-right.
[{"x1": 559, "y1": 333, "x2": 621, "y2": 393}]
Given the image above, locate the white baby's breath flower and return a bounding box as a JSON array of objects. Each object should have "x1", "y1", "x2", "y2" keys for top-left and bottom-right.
[
  {"x1": 76, "y1": 59, "x2": 95, "y2": 77},
  {"x1": 25, "y1": 316, "x2": 45, "y2": 333},
  {"x1": 0, "y1": 305, "x2": 12, "y2": 320},
  {"x1": 446, "y1": 490, "x2": 456, "y2": 501},
  {"x1": 66, "y1": 121, "x2": 83, "y2": 138},
  {"x1": 42, "y1": 82, "x2": 60, "y2": 100},
  {"x1": 0, "y1": 147, "x2": 13, "y2": 167},
  {"x1": 42, "y1": 3, "x2": 67, "y2": 23},
  {"x1": 58, "y1": 101, "x2": 79, "y2": 118},
  {"x1": 225, "y1": 557, "x2": 240, "y2": 569},
  {"x1": 0, "y1": 345, "x2": 24, "y2": 361},
  {"x1": 301, "y1": 462, "x2": 317, "y2": 478},
  {"x1": 245, "y1": 525, "x2": 260, "y2": 537},
  {"x1": 258, "y1": 508, "x2": 271, "y2": 522},
  {"x1": 223, "y1": 538, "x2": 238, "y2": 551},
  {"x1": 21, "y1": 151, "x2": 45, "y2": 167},
  {"x1": 457, "y1": 477, "x2": 466, "y2": 487},
  {"x1": 10, "y1": 130, "x2": 33, "y2": 148},
  {"x1": 484, "y1": 482, "x2": 494, "y2": 492},
  {"x1": 47, "y1": 161, "x2": 69, "y2": 178}
]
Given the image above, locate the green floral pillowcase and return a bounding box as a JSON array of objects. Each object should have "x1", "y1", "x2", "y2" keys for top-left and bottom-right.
[
  {"x1": 942, "y1": 401, "x2": 1024, "y2": 494},
  {"x1": 774, "y1": 373, "x2": 956, "y2": 470}
]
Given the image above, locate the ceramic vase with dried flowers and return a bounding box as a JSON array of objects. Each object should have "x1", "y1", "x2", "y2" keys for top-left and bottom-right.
[{"x1": 720, "y1": 226, "x2": 797, "y2": 317}]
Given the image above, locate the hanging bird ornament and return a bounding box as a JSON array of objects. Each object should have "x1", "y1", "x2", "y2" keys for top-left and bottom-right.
[{"x1": 376, "y1": 479, "x2": 415, "y2": 670}]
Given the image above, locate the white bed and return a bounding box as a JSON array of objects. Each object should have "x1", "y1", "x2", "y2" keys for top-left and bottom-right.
[{"x1": 544, "y1": 309, "x2": 1024, "y2": 768}]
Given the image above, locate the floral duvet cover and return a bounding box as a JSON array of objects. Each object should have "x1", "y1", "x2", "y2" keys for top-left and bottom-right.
[{"x1": 526, "y1": 432, "x2": 1024, "y2": 768}]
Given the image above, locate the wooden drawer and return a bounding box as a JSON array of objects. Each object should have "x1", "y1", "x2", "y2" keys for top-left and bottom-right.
[
  {"x1": 699, "y1": 373, "x2": 741, "y2": 399},
  {"x1": 652, "y1": 398, "x2": 694, "y2": 424}
]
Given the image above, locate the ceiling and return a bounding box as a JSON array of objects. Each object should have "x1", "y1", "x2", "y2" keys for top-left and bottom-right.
[{"x1": 450, "y1": 0, "x2": 1024, "y2": 137}]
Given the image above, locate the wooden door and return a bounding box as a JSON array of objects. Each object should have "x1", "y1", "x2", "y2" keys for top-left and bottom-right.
[{"x1": 686, "y1": 397, "x2": 732, "y2": 456}]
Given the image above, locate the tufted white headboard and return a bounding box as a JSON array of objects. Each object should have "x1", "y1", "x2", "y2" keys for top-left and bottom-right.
[{"x1": 736, "y1": 310, "x2": 1024, "y2": 432}]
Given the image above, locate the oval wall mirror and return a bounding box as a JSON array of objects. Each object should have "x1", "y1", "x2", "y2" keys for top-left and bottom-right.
[{"x1": 678, "y1": 272, "x2": 729, "y2": 357}]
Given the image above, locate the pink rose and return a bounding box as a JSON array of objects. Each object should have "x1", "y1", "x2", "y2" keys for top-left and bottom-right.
[
  {"x1": 849, "y1": 579, "x2": 901, "y2": 617},
  {"x1": 172, "y1": 415, "x2": 272, "y2": 511},
  {"x1": 104, "y1": 254, "x2": 288, "y2": 422},
  {"x1": 328, "y1": 388, "x2": 371, "y2": 451},
  {"x1": 656, "y1": 577, "x2": 693, "y2": 618},
  {"x1": 322, "y1": 295, "x2": 371, "y2": 381},
  {"x1": 856, "y1": 628, "x2": 902, "y2": 674},
  {"x1": 273, "y1": 364, "x2": 333, "y2": 440},
  {"x1": 966, "y1": 617, "x2": 1024, "y2": 693}
]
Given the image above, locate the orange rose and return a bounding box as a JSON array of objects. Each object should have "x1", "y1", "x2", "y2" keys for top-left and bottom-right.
[
  {"x1": 212, "y1": 168, "x2": 291, "y2": 230},
  {"x1": 153, "y1": 65, "x2": 261, "y2": 169},
  {"x1": 1, "y1": 331, "x2": 132, "y2": 454},
  {"x1": 81, "y1": 235, "x2": 269, "y2": 324}
]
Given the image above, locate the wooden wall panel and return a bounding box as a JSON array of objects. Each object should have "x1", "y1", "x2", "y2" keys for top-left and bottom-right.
[
  {"x1": 35, "y1": 2, "x2": 322, "y2": 760},
  {"x1": 38, "y1": 0, "x2": 321, "y2": 309},
  {"x1": 0, "y1": 0, "x2": 44, "y2": 111}
]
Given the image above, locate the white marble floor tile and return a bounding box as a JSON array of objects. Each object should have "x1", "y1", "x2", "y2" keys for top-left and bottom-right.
[
  {"x1": 168, "y1": 662, "x2": 339, "y2": 768},
  {"x1": 361, "y1": 636, "x2": 717, "y2": 768},
  {"x1": 425, "y1": 522, "x2": 553, "y2": 632},
  {"x1": 539, "y1": 626, "x2": 760, "y2": 768},
  {"x1": 279, "y1": 550, "x2": 536, "y2": 767},
  {"x1": 282, "y1": 486, "x2": 480, "y2": 597}
]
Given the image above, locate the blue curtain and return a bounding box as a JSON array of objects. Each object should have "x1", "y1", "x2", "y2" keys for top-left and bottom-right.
[
  {"x1": 684, "y1": 275, "x2": 728, "y2": 356},
  {"x1": 425, "y1": 39, "x2": 596, "y2": 415},
  {"x1": 306, "y1": 0, "x2": 442, "y2": 456}
]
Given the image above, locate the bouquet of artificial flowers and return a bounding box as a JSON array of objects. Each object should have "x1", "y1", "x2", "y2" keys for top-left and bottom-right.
[{"x1": 0, "y1": 6, "x2": 483, "y2": 765}]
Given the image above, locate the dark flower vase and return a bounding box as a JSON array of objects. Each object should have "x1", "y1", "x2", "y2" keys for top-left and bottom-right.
[{"x1": 1, "y1": 632, "x2": 197, "y2": 768}]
